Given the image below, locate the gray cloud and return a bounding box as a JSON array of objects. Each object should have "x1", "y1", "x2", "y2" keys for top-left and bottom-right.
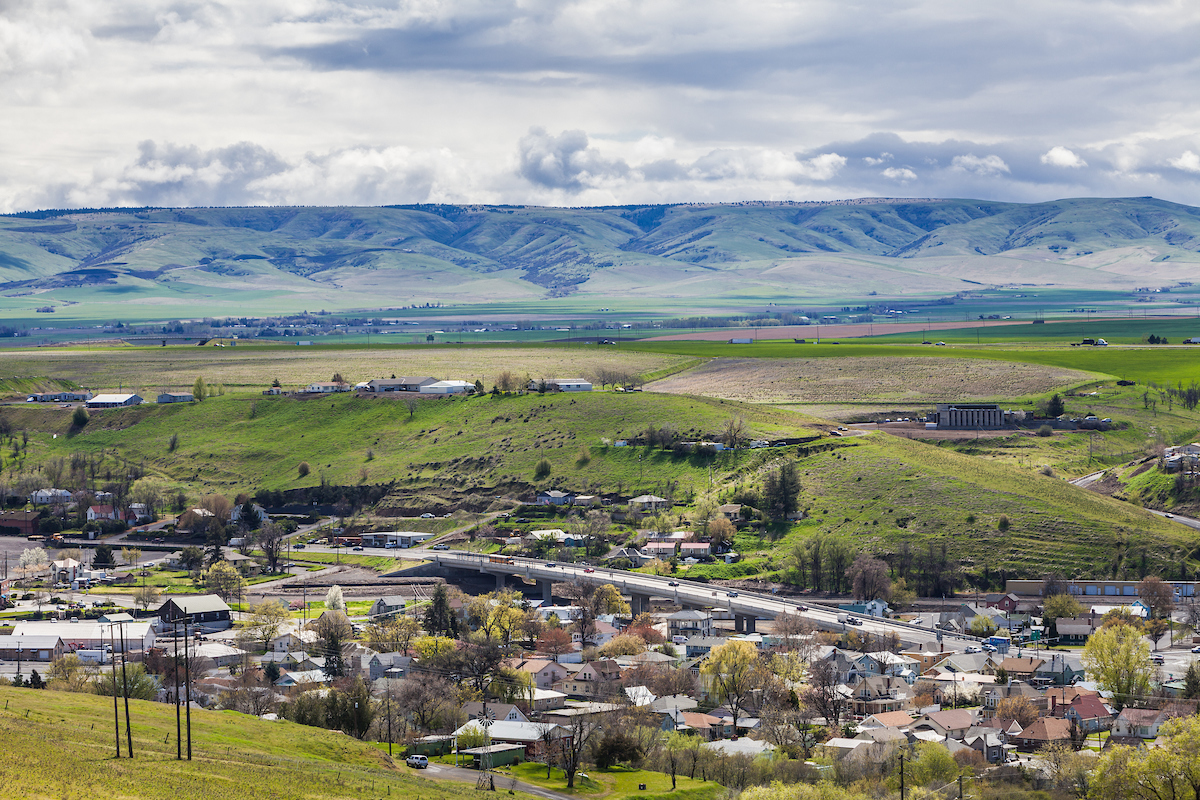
[{"x1": 518, "y1": 128, "x2": 629, "y2": 190}]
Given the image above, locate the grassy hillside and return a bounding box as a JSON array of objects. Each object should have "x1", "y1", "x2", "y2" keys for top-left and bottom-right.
[
  {"x1": 1, "y1": 390, "x2": 820, "y2": 502},
  {"x1": 3, "y1": 197, "x2": 1200, "y2": 320},
  {"x1": 0, "y1": 686, "x2": 459, "y2": 800}
]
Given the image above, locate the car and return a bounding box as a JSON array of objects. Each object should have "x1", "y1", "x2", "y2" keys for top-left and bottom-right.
[
  {"x1": 1165, "y1": 513, "x2": 1175, "y2": 519},
  {"x1": 545, "y1": 562, "x2": 556, "y2": 567},
  {"x1": 583, "y1": 568, "x2": 595, "y2": 573},
  {"x1": 847, "y1": 617, "x2": 863, "y2": 626},
  {"x1": 1151, "y1": 653, "x2": 1166, "y2": 664},
  {"x1": 668, "y1": 581, "x2": 680, "y2": 587},
  {"x1": 727, "y1": 591, "x2": 739, "y2": 597},
  {"x1": 981, "y1": 644, "x2": 997, "y2": 653},
  {"x1": 1191, "y1": 645, "x2": 1200, "y2": 654},
  {"x1": 964, "y1": 645, "x2": 982, "y2": 654},
  {"x1": 432, "y1": 544, "x2": 449, "y2": 551},
  {"x1": 152, "y1": 537, "x2": 164, "y2": 543},
  {"x1": 516, "y1": 518, "x2": 530, "y2": 523},
  {"x1": 498, "y1": 513, "x2": 511, "y2": 518},
  {"x1": 420, "y1": 513, "x2": 436, "y2": 519},
  {"x1": 352, "y1": 545, "x2": 363, "y2": 551},
  {"x1": 293, "y1": 543, "x2": 306, "y2": 549},
  {"x1": 796, "y1": 604, "x2": 808, "y2": 612},
  {"x1": 406, "y1": 754, "x2": 429, "y2": 768}
]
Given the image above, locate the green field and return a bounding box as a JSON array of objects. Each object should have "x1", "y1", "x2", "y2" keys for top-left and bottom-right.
[{"x1": 0, "y1": 686, "x2": 473, "y2": 800}]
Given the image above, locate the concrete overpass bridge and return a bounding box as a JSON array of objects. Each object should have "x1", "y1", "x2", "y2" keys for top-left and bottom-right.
[{"x1": 430, "y1": 550, "x2": 979, "y2": 649}]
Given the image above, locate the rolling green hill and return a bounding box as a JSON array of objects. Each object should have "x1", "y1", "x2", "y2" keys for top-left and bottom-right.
[{"x1": 3, "y1": 197, "x2": 1200, "y2": 319}]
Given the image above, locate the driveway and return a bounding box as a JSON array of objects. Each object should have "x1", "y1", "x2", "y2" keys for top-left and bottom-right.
[{"x1": 420, "y1": 762, "x2": 574, "y2": 800}]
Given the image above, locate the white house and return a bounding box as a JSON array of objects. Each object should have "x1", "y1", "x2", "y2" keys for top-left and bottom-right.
[
  {"x1": 305, "y1": 381, "x2": 351, "y2": 394},
  {"x1": 230, "y1": 503, "x2": 269, "y2": 526},
  {"x1": 29, "y1": 488, "x2": 73, "y2": 505},
  {"x1": 528, "y1": 378, "x2": 593, "y2": 392}
]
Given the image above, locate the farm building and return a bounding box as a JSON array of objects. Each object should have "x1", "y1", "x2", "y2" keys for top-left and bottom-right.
[
  {"x1": 932, "y1": 403, "x2": 1007, "y2": 430},
  {"x1": 528, "y1": 378, "x2": 593, "y2": 392},
  {"x1": 366, "y1": 377, "x2": 436, "y2": 392},
  {"x1": 86, "y1": 393, "x2": 142, "y2": 409},
  {"x1": 158, "y1": 595, "x2": 233, "y2": 630},
  {"x1": 156, "y1": 392, "x2": 194, "y2": 403},
  {"x1": 420, "y1": 379, "x2": 474, "y2": 394},
  {"x1": 304, "y1": 381, "x2": 351, "y2": 393}
]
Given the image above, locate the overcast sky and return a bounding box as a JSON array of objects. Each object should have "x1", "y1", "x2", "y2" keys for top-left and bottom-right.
[{"x1": 3, "y1": 0, "x2": 1200, "y2": 212}]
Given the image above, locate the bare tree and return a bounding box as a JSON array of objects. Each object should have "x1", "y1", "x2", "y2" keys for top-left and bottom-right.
[
  {"x1": 557, "y1": 711, "x2": 603, "y2": 787},
  {"x1": 722, "y1": 416, "x2": 747, "y2": 450},
  {"x1": 403, "y1": 395, "x2": 420, "y2": 419},
  {"x1": 801, "y1": 659, "x2": 844, "y2": 726},
  {"x1": 256, "y1": 522, "x2": 287, "y2": 574},
  {"x1": 846, "y1": 553, "x2": 892, "y2": 601}
]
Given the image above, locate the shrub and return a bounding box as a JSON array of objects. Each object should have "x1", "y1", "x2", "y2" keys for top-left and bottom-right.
[
  {"x1": 168, "y1": 433, "x2": 179, "y2": 452},
  {"x1": 71, "y1": 406, "x2": 89, "y2": 427},
  {"x1": 297, "y1": 461, "x2": 311, "y2": 478},
  {"x1": 534, "y1": 458, "x2": 552, "y2": 480},
  {"x1": 965, "y1": 513, "x2": 976, "y2": 524},
  {"x1": 1037, "y1": 424, "x2": 1053, "y2": 437},
  {"x1": 998, "y1": 515, "x2": 1011, "y2": 531}
]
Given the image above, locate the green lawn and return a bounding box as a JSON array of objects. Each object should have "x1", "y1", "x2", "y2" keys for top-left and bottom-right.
[
  {"x1": 291, "y1": 552, "x2": 423, "y2": 572},
  {"x1": 504, "y1": 763, "x2": 723, "y2": 800},
  {"x1": 0, "y1": 686, "x2": 492, "y2": 800}
]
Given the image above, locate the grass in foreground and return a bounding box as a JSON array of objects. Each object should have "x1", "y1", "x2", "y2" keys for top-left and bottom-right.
[{"x1": 0, "y1": 686, "x2": 476, "y2": 800}]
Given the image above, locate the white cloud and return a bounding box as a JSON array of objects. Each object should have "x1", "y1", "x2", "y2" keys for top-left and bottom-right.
[
  {"x1": 950, "y1": 154, "x2": 1010, "y2": 175},
  {"x1": 1040, "y1": 146, "x2": 1087, "y2": 168},
  {"x1": 881, "y1": 167, "x2": 917, "y2": 182},
  {"x1": 795, "y1": 152, "x2": 846, "y2": 181},
  {"x1": 863, "y1": 153, "x2": 893, "y2": 166},
  {"x1": 1168, "y1": 150, "x2": 1200, "y2": 173}
]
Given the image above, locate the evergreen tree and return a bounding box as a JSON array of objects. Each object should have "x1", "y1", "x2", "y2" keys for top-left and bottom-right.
[
  {"x1": 1184, "y1": 662, "x2": 1200, "y2": 699},
  {"x1": 423, "y1": 584, "x2": 457, "y2": 638}
]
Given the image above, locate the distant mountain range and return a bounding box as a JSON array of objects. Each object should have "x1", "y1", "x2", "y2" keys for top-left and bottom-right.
[{"x1": 2, "y1": 197, "x2": 1198, "y2": 315}]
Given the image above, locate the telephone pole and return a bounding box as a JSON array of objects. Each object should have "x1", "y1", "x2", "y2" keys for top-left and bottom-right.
[
  {"x1": 120, "y1": 622, "x2": 133, "y2": 757},
  {"x1": 175, "y1": 620, "x2": 182, "y2": 760},
  {"x1": 110, "y1": 624, "x2": 121, "y2": 758}
]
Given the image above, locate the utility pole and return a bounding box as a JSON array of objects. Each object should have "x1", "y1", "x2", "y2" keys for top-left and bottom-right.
[
  {"x1": 184, "y1": 616, "x2": 193, "y2": 760},
  {"x1": 175, "y1": 617, "x2": 182, "y2": 760},
  {"x1": 120, "y1": 622, "x2": 133, "y2": 758},
  {"x1": 899, "y1": 752, "x2": 905, "y2": 800},
  {"x1": 386, "y1": 676, "x2": 393, "y2": 758},
  {"x1": 110, "y1": 623, "x2": 121, "y2": 758}
]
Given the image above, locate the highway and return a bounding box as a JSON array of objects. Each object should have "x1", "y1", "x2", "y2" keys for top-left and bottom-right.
[{"x1": 431, "y1": 550, "x2": 980, "y2": 650}]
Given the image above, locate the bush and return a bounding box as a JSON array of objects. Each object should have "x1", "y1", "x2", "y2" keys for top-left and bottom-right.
[
  {"x1": 38, "y1": 516, "x2": 62, "y2": 534},
  {"x1": 997, "y1": 515, "x2": 1011, "y2": 531},
  {"x1": 533, "y1": 458, "x2": 552, "y2": 480},
  {"x1": 168, "y1": 433, "x2": 179, "y2": 452},
  {"x1": 297, "y1": 461, "x2": 310, "y2": 478},
  {"x1": 1037, "y1": 424, "x2": 1053, "y2": 437},
  {"x1": 71, "y1": 406, "x2": 89, "y2": 427}
]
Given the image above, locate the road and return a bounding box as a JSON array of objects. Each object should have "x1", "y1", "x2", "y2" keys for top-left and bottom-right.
[
  {"x1": 431, "y1": 551, "x2": 980, "y2": 650},
  {"x1": 421, "y1": 762, "x2": 573, "y2": 800}
]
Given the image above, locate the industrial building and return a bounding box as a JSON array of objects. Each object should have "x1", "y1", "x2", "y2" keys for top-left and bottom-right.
[{"x1": 931, "y1": 403, "x2": 1008, "y2": 429}]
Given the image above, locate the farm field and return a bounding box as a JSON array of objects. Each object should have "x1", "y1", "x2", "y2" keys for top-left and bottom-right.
[
  {"x1": 0, "y1": 686, "x2": 473, "y2": 800},
  {"x1": 648, "y1": 357, "x2": 1096, "y2": 404},
  {"x1": 0, "y1": 390, "x2": 820, "y2": 502},
  {"x1": 0, "y1": 343, "x2": 695, "y2": 395}
]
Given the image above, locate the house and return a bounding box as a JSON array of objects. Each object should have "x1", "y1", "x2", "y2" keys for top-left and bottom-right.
[
  {"x1": 223, "y1": 551, "x2": 261, "y2": 577},
  {"x1": 982, "y1": 681, "x2": 1046, "y2": 717},
  {"x1": 1035, "y1": 653, "x2": 1086, "y2": 685},
  {"x1": 29, "y1": 488, "x2": 73, "y2": 506},
  {"x1": 156, "y1": 392, "x2": 195, "y2": 403},
  {"x1": 463, "y1": 701, "x2": 530, "y2": 724},
  {"x1": 910, "y1": 709, "x2": 977, "y2": 740},
  {"x1": 641, "y1": 542, "x2": 677, "y2": 559},
  {"x1": 985, "y1": 593, "x2": 1021, "y2": 613},
  {"x1": 27, "y1": 391, "x2": 92, "y2": 403},
  {"x1": 629, "y1": 494, "x2": 669, "y2": 512},
  {"x1": 854, "y1": 651, "x2": 920, "y2": 684},
  {"x1": 508, "y1": 658, "x2": 571, "y2": 690},
  {"x1": 859, "y1": 711, "x2": 916, "y2": 730},
  {"x1": 453, "y1": 720, "x2": 569, "y2": 755},
  {"x1": 1060, "y1": 695, "x2": 1113, "y2": 734},
  {"x1": 304, "y1": 381, "x2": 351, "y2": 394},
  {"x1": 572, "y1": 620, "x2": 618, "y2": 647},
  {"x1": 359, "y1": 531, "x2": 434, "y2": 549},
  {"x1": 528, "y1": 378, "x2": 593, "y2": 392},
  {"x1": 717, "y1": 503, "x2": 742, "y2": 521},
  {"x1": 964, "y1": 731, "x2": 1007, "y2": 763},
  {"x1": 839, "y1": 599, "x2": 891, "y2": 618},
  {"x1": 368, "y1": 596, "x2": 407, "y2": 618},
  {"x1": 275, "y1": 670, "x2": 328, "y2": 687},
  {"x1": 667, "y1": 609, "x2": 714, "y2": 639},
  {"x1": 230, "y1": 503, "x2": 269, "y2": 526},
  {"x1": 536, "y1": 490, "x2": 575, "y2": 506},
  {"x1": 999, "y1": 657, "x2": 1045, "y2": 682},
  {"x1": 419, "y1": 380, "x2": 475, "y2": 394},
  {"x1": 0, "y1": 635, "x2": 67, "y2": 662},
  {"x1": 553, "y1": 659, "x2": 621, "y2": 698},
  {"x1": 1013, "y1": 717, "x2": 1071, "y2": 751},
  {"x1": 528, "y1": 529, "x2": 585, "y2": 548},
  {"x1": 573, "y1": 495, "x2": 599, "y2": 507},
  {"x1": 86, "y1": 393, "x2": 142, "y2": 408},
  {"x1": 819, "y1": 737, "x2": 871, "y2": 759},
  {"x1": 603, "y1": 547, "x2": 648, "y2": 566},
  {"x1": 661, "y1": 709, "x2": 733, "y2": 739},
  {"x1": 158, "y1": 595, "x2": 233, "y2": 630},
  {"x1": 366, "y1": 377, "x2": 436, "y2": 393},
  {"x1": 367, "y1": 653, "x2": 413, "y2": 680},
  {"x1": 86, "y1": 505, "x2": 123, "y2": 522},
  {"x1": 1055, "y1": 616, "x2": 1100, "y2": 646},
  {"x1": 680, "y1": 542, "x2": 711, "y2": 558},
  {"x1": 818, "y1": 648, "x2": 864, "y2": 684},
  {"x1": 268, "y1": 629, "x2": 318, "y2": 653},
  {"x1": 684, "y1": 636, "x2": 726, "y2": 658},
  {"x1": 848, "y1": 675, "x2": 914, "y2": 716},
  {"x1": 1111, "y1": 707, "x2": 1179, "y2": 741}
]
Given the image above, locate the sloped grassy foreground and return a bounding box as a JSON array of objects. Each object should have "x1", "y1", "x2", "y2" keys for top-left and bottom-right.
[{"x1": 0, "y1": 686, "x2": 463, "y2": 800}]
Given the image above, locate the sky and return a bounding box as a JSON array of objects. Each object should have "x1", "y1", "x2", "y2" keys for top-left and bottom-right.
[{"x1": 3, "y1": 0, "x2": 1200, "y2": 212}]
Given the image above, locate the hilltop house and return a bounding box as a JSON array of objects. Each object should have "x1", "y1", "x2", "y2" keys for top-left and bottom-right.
[{"x1": 366, "y1": 377, "x2": 436, "y2": 392}]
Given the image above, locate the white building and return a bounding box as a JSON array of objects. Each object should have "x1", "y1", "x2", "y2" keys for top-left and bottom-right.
[
  {"x1": 11, "y1": 620, "x2": 156, "y2": 652},
  {"x1": 528, "y1": 378, "x2": 593, "y2": 392},
  {"x1": 419, "y1": 380, "x2": 475, "y2": 394},
  {"x1": 29, "y1": 488, "x2": 73, "y2": 505},
  {"x1": 86, "y1": 394, "x2": 142, "y2": 409}
]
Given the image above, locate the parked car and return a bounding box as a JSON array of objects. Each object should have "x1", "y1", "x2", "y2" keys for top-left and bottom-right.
[
  {"x1": 1191, "y1": 645, "x2": 1200, "y2": 654},
  {"x1": 293, "y1": 543, "x2": 306, "y2": 549},
  {"x1": 420, "y1": 513, "x2": 436, "y2": 519},
  {"x1": 432, "y1": 544, "x2": 449, "y2": 551},
  {"x1": 406, "y1": 755, "x2": 428, "y2": 769}
]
